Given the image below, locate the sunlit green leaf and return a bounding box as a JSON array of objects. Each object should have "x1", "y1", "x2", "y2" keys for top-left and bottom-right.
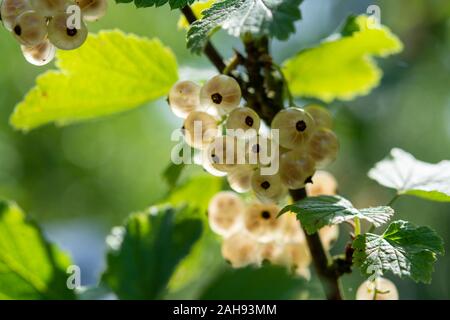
[
  {"x1": 369, "y1": 148, "x2": 450, "y2": 202},
  {"x1": 187, "y1": 0, "x2": 303, "y2": 53},
  {"x1": 0, "y1": 201, "x2": 75, "y2": 300},
  {"x1": 102, "y1": 205, "x2": 202, "y2": 299},
  {"x1": 11, "y1": 30, "x2": 178, "y2": 131},
  {"x1": 166, "y1": 175, "x2": 224, "y2": 297},
  {"x1": 279, "y1": 195, "x2": 393, "y2": 234},
  {"x1": 353, "y1": 220, "x2": 444, "y2": 283},
  {"x1": 283, "y1": 15, "x2": 403, "y2": 102}
]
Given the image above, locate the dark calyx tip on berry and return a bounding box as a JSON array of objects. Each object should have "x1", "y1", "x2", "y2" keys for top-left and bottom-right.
[
  {"x1": 261, "y1": 210, "x2": 271, "y2": 220},
  {"x1": 211, "y1": 93, "x2": 223, "y2": 104},
  {"x1": 296, "y1": 120, "x2": 307, "y2": 132},
  {"x1": 14, "y1": 25, "x2": 22, "y2": 36},
  {"x1": 66, "y1": 28, "x2": 78, "y2": 37},
  {"x1": 305, "y1": 176, "x2": 314, "y2": 184},
  {"x1": 245, "y1": 116, "x2": 254, "y2": 127},
  {"x1": 261, "y1": 181, "x2": 270, "y2": 190}
]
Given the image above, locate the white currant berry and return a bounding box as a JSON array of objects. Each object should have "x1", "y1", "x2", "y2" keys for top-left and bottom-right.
[
  {"x1": 47, "y1": 12, "x2": 88, "y2": 50},
  {"x1": 29, "y1": 0, "x2": 67, "y2": 17},
  {"x1": 304, "y1": 104, "x2": 333, "y2": 129},
  {"x1": 168, "y1": 80, "x2": 201, "y2": 118},
  {"x1": 308, "y1": 128, "x2": 339, "y2": 168},
  {"x1": 279, "y1": 149, "x2": 316, "y2": 189},
  {"x1": 183, "y1": 111, "x2": 219, "y2": 149},
  {"x1": 306, "y1": 170, "x2": 338, "y2": 196},
  {"x1": 201, "y1": 156, "x2": 227, "y2": 177},
  {"x1": 226, "y1": 107, "x2": 260, "y2": 138},
  {"x1": 251, "y1": 170, "x2": 287, "y2": 203},
  {"x1": 246, "y1": 135, "x2": 279, "y2": 168},
  {"x1": 319, "y1": 225, "x2": 339, "y2": 250},
  {"x1": 277, "y1": 241, "x2": 311, "y2": 271},
  {"x1": 200, "y1": 74, "x2": 241, "y2": 114},
  {"x1": 260, "y1": 241, "x2": 285, "y2": 263},
  {"x1": 271, "y1": 108, "x2": 316, "y2": 150},
  {"x1": 227, "y1": 165, "x2": 254, "y2": 193},
  {"x1": 356, "y1": 278, "x2": 399, "y2": 300},
  {"x1": 21, "y1": 39, "x2": 56, "y2": 66},
  {"x1": 75, "y1": 0, "x2": 107, "y2": 22},
  {"x1": 203, "y1": 135, "x2": 240, "y2": 173},
  {"x1": 277, "y1": 213, "x2": 305, "y2": 244},
  {"x1": 0, "y1": 0, "x2": 31, "y2": 31},
  {"x1": 12, "y1": 10, "x2": 47, "y2": 46},
  {"x1": 244, "y1": 202, "x2": 281, "y2": 242},
  {"x1": 207, "y1": 191, "x2": 245, "y2": 237},
  {"x1": 221, "y1": 232, "x2": 261, "y2": 268}
]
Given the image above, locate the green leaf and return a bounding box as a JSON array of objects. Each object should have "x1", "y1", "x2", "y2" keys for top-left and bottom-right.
[
  {"x1": 102, "y1": 205, "x2": 203, "y2": 299},
  {"x1": 353, "y1": 220, "x2": 444, "y2": 284},
  {"x1": 11, "y1": 30, "x2": 178, "y2": 131},
  {"x1": 199, "y1": 265, "x2": 308, "y2": 299},
  {"x1": 283, "y1": 15, "x2": 403, "y2": 103},
  {"x1": 166, "y1": 174, "x2": 223, "y2": 212},
  {"x1": 0, "y1": 201, "x2": 75, "y2": 300},
  {"x1": 369, "y1": 148, "x2": 450, "y2": 202},
  {"x1": 116, "y1": 0, "x2": 196, "y2": 9},
  {"x1": 163, "y1": 162, "x2": 186, "y2": 189},
  {"x1": 279, "y1": 195, "x2": 393, "y2": 234},
  {"x1": 166, "y1": 175, "x2": 224, "y2": 297},
  {"x1": 187, "y1": 0, "x2": 303, "y2": 53}
]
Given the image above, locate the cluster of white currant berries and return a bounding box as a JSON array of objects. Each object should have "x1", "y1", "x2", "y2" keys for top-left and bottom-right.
[
  {"x1": 207, "y1": 171, "x2": 340, "y2": 277},
  {"x1": 168, "y1": 74, "x2": 339, "y2": 203},
  {"x1": 0, "y1": 0, "x2": 108, "y2": 66}
]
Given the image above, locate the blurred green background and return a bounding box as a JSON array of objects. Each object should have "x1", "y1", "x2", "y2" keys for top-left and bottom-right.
[{"x1": 0, "y1": 0, "x2": 449, "y2": 299}]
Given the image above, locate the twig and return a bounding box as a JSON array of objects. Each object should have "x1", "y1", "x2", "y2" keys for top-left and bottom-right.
[
  {"x1": 180, "y1": 6, "x2": 226, "y2": 72},
  {"x1": 289, "y1": 189, "x2": 344, "y2": 300}
]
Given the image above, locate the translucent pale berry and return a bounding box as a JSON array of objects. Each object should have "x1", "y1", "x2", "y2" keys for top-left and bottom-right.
[
  {"x1": 279, "y1": 149, "x2": 316, "y2": 189},
  {"x1": 246, "y1": 135, "x2": 279, "y2": 168},
  {"x1": 277, "y1": 242, "x2": 311, "y2": 272},
  {"x1": 244, "y1": 202, "x2": 281, "y2": 242},
  {"x1": 21, "y1": 39, "x2": 56, "y2": 66},
  {"x1": 200, "y1": 74, "x2": 241, "y2": 114},
  {"x1": 308, "y1": 128, "x2": 339, "y2": 168},
  {"x1": 227, "y1": 165, "x2": 254, "y2": 193},
  {"x1": 0, "y1": 0, "x2": 31, "y2": 31},
  {"x1": 48, "y1": 13, "x2": 88, "y2": 50},
  {"x1": 75, "y1": 0, "x2": 107, "y2": 22},
  {"x1": 12, "y1": 10, "x2": 47, "y2": 46},
  {"x1": 356, "y1": 278, "x2": 399, "y2": 300},
  {"x1": 304, "y1": 104, "x2": 333, "y2": 129},
  {"x1": 251, "y1": 170, "x2": 287, "y2": 203},
  {"x1": 29, "y1": 0, "x2": 67, "y2": 17},
  {"x1": 207, "y1": 191, "x2": 245, "y2": 237},
  {"x1": 203, "y1": 135, "x2": 240, "y2": 173},
  {"x1": 168, "y1": 80, "x2": 201, "y2": 118},
  {"x1": 260, "y1": 242, "x2": 285, "y2": 263},
  {"x1": 277, "y1": 213, "x2": 305, "y2": 244},
  {"x1": 319, "y1": 225, "x2": 339, "y2": 250},
  {"x1": 183, "y1": 111, "x2": 219, "y2": 149},
  {"x1": 306, "y1": 170, "x2": 338, "y2": 196},
  {"x1": 271, "y1": 108, "x2": 316, "y2": 150},
  {"x1": 221, "y1": 232, "x2": 261, "y2": 268},
  {"x1": 226, "y1": 107, "x2": 260, "y2": 138}
]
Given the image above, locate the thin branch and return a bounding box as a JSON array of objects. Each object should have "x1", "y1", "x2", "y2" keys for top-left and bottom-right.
[
  {"x1": 289, "y1": 189, "x2": 344, "y2": 300},
  {"x1": 180, "y1": 6, "x2": 226, "y2": 72}
]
